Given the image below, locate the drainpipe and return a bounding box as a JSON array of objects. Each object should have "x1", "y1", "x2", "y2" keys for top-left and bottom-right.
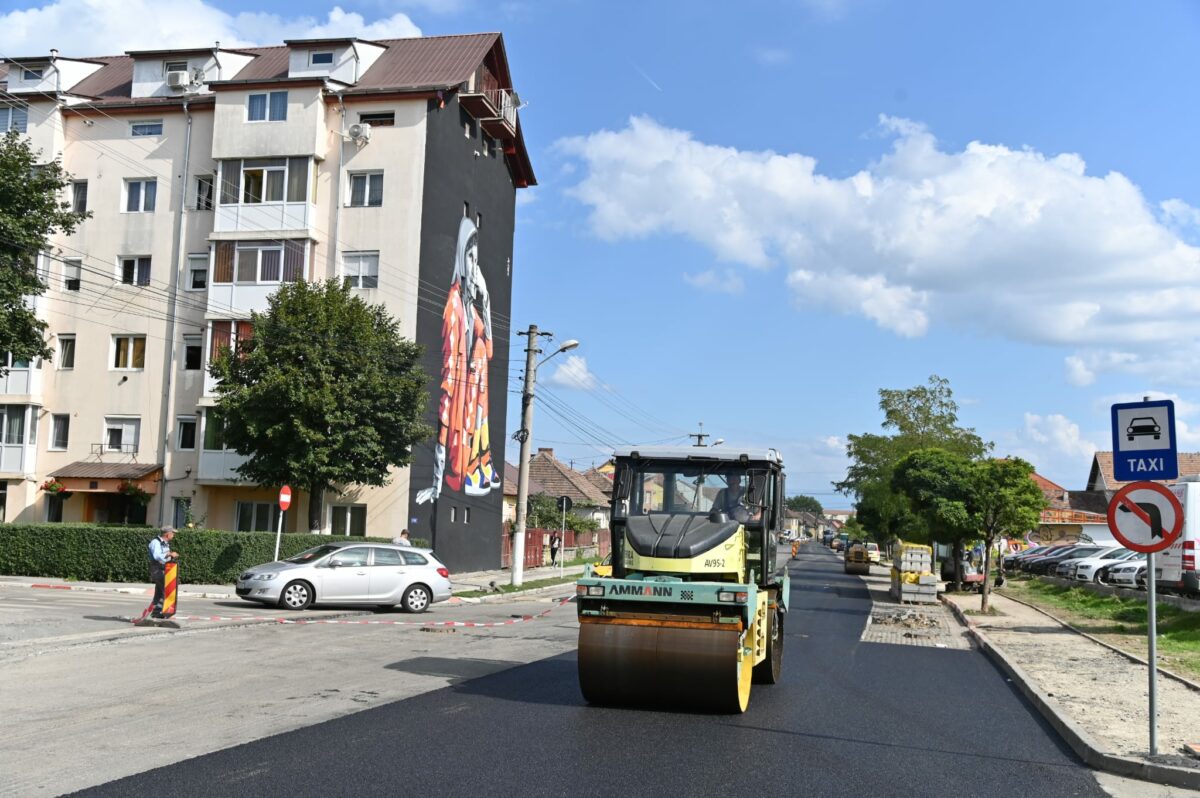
[
  {"x1": 330, "y1": 91, "x2": 345, "y2": 271},
  {"x1": 156, "y1": 97, "x2": 193, "y2": 527},
  {"x1": 49, "y1": 49, "x2": 60, "y2": 94}
]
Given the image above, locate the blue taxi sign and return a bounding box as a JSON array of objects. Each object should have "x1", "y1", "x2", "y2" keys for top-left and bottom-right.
[{"x1": 1111, "y1": 399, "x2": 1177, "y2": 482}]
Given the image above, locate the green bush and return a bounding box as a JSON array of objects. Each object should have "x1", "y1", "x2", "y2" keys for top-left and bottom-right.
[{"x1": 0, "y1": 525, "x2": 429, "y2": 584}]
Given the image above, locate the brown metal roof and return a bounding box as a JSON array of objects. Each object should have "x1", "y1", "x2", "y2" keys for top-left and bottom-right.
[
  {"x1": 50, "y1": 461, "x2": 163, "y2": 480},
  {"x1": 352, "y1": 33, "x2": 497, "y2": 92}
]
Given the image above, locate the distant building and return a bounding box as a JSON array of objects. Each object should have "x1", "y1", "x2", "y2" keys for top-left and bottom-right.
[
  {"x1": 1031, "y1": 472, "x2": 1111, "y2": 546},
  {"x1": 526, "y1": 448, "x2": 611, "y2": 527},
  {"x1": 824, "y1": 509, "x2": 855, "y2": 524},
  {"x1": 1086, "y1": 452, "x2": 1200, "y2": 491}
]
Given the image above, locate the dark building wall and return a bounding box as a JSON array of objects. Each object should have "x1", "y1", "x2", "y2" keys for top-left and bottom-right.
[{"x1": 407, "y1": 97, "x2": 517, "y2": 572}]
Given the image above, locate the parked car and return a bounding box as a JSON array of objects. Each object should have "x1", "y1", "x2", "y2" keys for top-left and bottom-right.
[
  {"x1": 1018, "y1": 545, "x2": 1073, "y2": 573},
  {"x1": 1110, "y1": 559, "x2": 1147, "y2": 589},
  {"x1": 865, "y1": 542, "x2": 881, "y2": 563},
  {"x1": 1028, "y1": 546, "x2": 1106, "y2": 576},
  {"x1": 236, "y1": 542, "x2": 452, "y2": 612},
  {"x1": 1056, "y1": 546, "x2": 1125, "y2": 579},
  {"x1": 1004, "y1": 545, "x2": 1050, "y2": 571},
  {"x1": 1073, "y1": 549, "x2": 1139, "y2": 583}
]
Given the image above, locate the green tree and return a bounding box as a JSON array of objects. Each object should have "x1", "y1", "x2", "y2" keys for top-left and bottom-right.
[
  {"x1": 785, "y1": 495, "x2": 823, "y2": 515},
  {"x1": 209, "y1": 280, "x2": 431, "y2": 531},
  {"x1": 892, "y1": 448, "x2": 977, "y2": 588},
  {"x1": 972, "y1": 457, "x2": 1045, "y2": 612},
  {"x1": 527, "y1": 493, "x2": 600, "y2": 534},
  {"x1": 0, "y1": 131, "x2": 88, "y2": 374}
]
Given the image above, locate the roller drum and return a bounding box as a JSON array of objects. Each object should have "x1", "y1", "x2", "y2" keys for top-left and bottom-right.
[{"x1": 578, "y1": 621, "x2": 753, "y2": 713}]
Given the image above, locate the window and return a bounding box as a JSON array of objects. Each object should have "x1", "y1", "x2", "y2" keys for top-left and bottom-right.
[
  {"x1": 450, "y1": 505, "x2": 457, "y2": 523},
  {"x1": 331, "y1": 505, "x2": 367, "y2": 536},
  {"x1": 172, "y1": 497, "x2": 191, "y2": 529},
  {"x1": 373, "y1": 547, "x2": 402, "y2": 566},
  {"x1": 0, "y1": 406, "x2": 26, "y2": 445},
  {"x1": 103, "y1": 416, "x2": 140, "y2": 452},
  {"x1": 208, "y1": 320, "x2": 254, "y2": 362},
  {"x1": 236, "y1": 241, "x2": 283, "y2": 283},
  {"x1": 342, "y1": 252, "x2": 378, "y2": 289},
  {"x1": 0, "y1": 106, "x2": 28, "y2": 133},
  {"x1": 202, "y1": 409, "x2": 226, "y2": 451},
  {"x1": 57, "y1": 335, "x2": 75, "y2": 369},
  {"x1": 310, "y1": 51, "x2": 334, "y2": 66},
  {"x1": 183, "y1": 335, "x2": 202, "y2": 370},
  {"x1": 63, "y1": 260, "x2": 81, "y2": 291},
  {"x1": 50, "y1": 414, "x2": 69, "y2": 450},
  {"x1": 219, "y1": 159, "x2": 307, "y2": 205},
  {"x1": 236, "y1": 501, "x2": 280, "y2": 532},
  {"x1": 247, "y1": 91, "x2": 287, "y2": 122},
  {"x1": 71, "y1": 181, "x2": 87, "y2": 214},
  {"x1": 163, "y1": 61, "x2": 188, "y2": 74},
  {"x1": 22, "y1": 68, "x2": 43, "y2": 81},
  {"x1": 401, "y1": 551, "x2": 428, "y2": 566},
  {"x1": 463, "y1": 201, "x2": 470, "y2": 218},
  {"x1": 186, "y1": 254, "x2": 208, "y2": 291},
  {"x1": 464, "y1": 507, "x2": 471, "y2": 524},
  {"x1": 130, "y1": 121, "x2": 163, "y2": 137},
  {"x1": 358, "y1": 111, "x2": 394, "y2": 127},
  {"x1": 348, "y1": 172, "x2": 383, "y2": 207},
  {"x1": 195, "y1": 175, "x2": 214, "y2": 211},
  {"x1": 2, "y1": 353, "x2": 30, "y2": 371},
  {"x1": 475, "y1": 212, "x2": 483, "y2": 230},
  {"x1": 120, "y1": 256, "x2": 152, "y2": 286},
  {"x1": 125, "y1": 179, "x2": 157, "y2": 213},
  {"x1": 112, "y1": 335, "x2": 146, "y2": 369},
  {"x1": 176, "y1": 417, "x2": 196, "y2": 450}
]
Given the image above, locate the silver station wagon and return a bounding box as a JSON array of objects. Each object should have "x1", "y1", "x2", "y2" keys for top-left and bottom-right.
[{"x1": 236, "y1": 542, "x2": 452, "y2": 613}]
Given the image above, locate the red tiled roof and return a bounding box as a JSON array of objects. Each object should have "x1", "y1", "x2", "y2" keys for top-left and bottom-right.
[
  {"x1": 527, "y1": 452, "x2": 609, "y2": 506},
  {"x1": 502, "y1": 461, "x2": 545, "y2": 497}
]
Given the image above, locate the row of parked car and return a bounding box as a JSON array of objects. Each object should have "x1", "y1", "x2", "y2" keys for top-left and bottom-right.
[{"x1": 1003, "y1": 544, "x2": 1147, "y2": 589}]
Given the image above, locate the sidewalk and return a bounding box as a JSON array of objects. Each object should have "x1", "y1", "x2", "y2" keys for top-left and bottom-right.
[
  {"x1": 0, "y1": 562, "x2": 587, "y2": 601},
  {"x1": 944, "y1": 589, "x2": 1200, "y2": 787}
]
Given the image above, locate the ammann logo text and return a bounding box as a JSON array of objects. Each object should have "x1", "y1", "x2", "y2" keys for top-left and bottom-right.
[{"x1": 610, "y1": 585, "x2": 674, "y2": 597}]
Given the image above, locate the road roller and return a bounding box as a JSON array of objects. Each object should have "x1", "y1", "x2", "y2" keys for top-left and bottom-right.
[{"x1": 575, "y1": 446, "x2": 788, "y2": 713}]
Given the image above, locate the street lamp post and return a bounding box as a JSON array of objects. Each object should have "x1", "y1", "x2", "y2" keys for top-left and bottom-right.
[{"x1": 511, "y1": 325, "x2": 579, "y2": 586}]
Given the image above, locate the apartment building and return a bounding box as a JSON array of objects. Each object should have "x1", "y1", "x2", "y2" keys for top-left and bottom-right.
[{"x1": 0, "y1": 33, "x2": 534, "y2": 571}]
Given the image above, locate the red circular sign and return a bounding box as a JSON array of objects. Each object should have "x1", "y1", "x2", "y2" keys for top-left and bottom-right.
[
  {"x1": 279, "y1": 485, "x2": 292, "y2": 512},
  {"x1": 1106, "y1": 481, "x2": 1184, "y2": 554}
]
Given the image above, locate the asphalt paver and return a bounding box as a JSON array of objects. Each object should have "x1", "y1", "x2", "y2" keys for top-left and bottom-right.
[{"x1": 74, "y1": 544, "x2": 1108, "y2": 797}]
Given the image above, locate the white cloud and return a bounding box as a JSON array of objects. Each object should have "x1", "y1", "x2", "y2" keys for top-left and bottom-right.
[
  {"x1": 546, "y1": 355, "x2": 598, "y2": 391},
  {"x1": 0, "y1": 1, "x2": 420, "y2": 55},
  {"x1": 1021, "y1": 413, "x2": 1098, "y2": 461},
  {"x1": 753, "y1": 47, "x2": 792, "y2": 66},
  {"x1": 998, "y1": 412, "x2": 1100, "y2": 485},
  {"x1": 558, "y1": 115, "x2": 1200, "y2": 382},
  {"x1": 823, "y1": 435, "x2": 843, "y2": 450},
  {"x1": 683, "y1": 268, "x2": 744, "y2": 294}
]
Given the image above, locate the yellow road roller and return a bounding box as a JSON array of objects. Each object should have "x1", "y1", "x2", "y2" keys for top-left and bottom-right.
[
  {"x1": 844, "y1": 541, "x2": 871, "y2": 576},
  {"x1": 575, "y1": 446, "x2": 788, "y2": 713}
]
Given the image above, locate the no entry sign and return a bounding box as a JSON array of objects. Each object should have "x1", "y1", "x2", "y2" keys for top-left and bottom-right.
[
  {"x1": 279, "y1": 485, "x2": 292, "y2": 512},
  {"x1": 1106, "y1": 481, "x2": 1184, "y2": 554}
]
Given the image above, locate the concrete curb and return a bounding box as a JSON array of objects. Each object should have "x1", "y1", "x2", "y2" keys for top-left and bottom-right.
[
  {"x1": 999, "y1": 589, "x2": 1200, "y2": 694},
  {"x1": 942, "y1": 596, "x2": 1200, "y2": 790}
]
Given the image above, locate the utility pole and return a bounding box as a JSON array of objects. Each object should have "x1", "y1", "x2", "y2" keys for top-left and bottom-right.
[
  {"x1": 688, "y1": 423, "x2": 709, "y2": 447},
  {"x1": 511, "y1": 325, "x2": 580, "y2": 586}
]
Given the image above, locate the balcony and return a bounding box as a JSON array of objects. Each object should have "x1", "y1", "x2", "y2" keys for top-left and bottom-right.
[
  {"x1": 0, "y1": 441, "x2": 34, "y2": 475},
  {"x1": 0, "y1": 363, "x2": 42, "y2": 397},
  {"x1": 213, "y1": 201, "x2": 314, "y2": 234},
  {"x1": 460, "y1": 66, "x2": 517, "y2": 141},
  {"x1": 198, "y1": 448, "x2": 249, "y2": 483}
]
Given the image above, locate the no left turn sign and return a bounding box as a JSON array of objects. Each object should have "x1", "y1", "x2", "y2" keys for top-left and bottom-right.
[{"x1": 1106, "y1": 481, "x2": 1184, "y2": 554}]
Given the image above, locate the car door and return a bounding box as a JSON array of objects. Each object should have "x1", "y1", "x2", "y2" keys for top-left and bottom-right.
[
  {"x1": 320, "y1": 547, "x2": 371, "y2": 602},
  {"x1": 368, "y1": 547, "x2": 408, "y2": 603}
]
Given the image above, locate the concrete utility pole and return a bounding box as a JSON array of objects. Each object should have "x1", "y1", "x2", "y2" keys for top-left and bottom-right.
[{"x1": 511, "y1": 325, "x2": 579, "y2": 586}]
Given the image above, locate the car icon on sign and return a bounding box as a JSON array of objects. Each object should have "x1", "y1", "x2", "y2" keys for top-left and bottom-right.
[{"x1": 1127, "y1": 417, "x2": 1161, "y2": 441}]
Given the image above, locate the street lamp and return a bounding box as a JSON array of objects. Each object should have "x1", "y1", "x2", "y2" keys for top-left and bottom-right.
[{"x1": 511, "y1": 327, "x2": 580, "y2": 586}]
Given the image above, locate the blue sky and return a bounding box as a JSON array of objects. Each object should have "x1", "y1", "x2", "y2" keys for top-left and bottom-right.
[{"x1": 5, "y1": 0, "x2": 1200, "y2": 504}]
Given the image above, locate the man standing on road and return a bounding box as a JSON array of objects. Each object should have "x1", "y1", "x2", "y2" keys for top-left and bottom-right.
[
  {"x1": 148, "y1": 528, "x2": 180, "y2": 618},
  {"x1": 392, "y1": 529, "x2": 412, "y2": 546}
]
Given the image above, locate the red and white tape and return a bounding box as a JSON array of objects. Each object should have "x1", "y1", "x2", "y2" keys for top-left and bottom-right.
[{"x1": 171, "y1": 595, "x2": 574, "y2": 627}]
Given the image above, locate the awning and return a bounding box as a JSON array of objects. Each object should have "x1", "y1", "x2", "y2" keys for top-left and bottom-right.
[{"x1": 49, "y1": 462, "x2": 163, "y2": 494}]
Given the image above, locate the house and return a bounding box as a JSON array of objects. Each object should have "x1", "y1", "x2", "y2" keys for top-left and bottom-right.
[
  {"x1": 525, "y1": 448, "x2": 611, "y2": 527},
  {"x1": 0, "y1": 33, "x2": 535, "y2": 571},
  {"x1": 501, "y1": 461, "x2": 545, "y2": 527},
  {"x1": 1086, "y1": 452, "x2": 1200, "y2": 491},
  {"x1": 1030, "y1": 472, "x2": 1112, "y2": 546},
  {"x1": 824, "y1": 508, "x2": 855, "y2": 524}
]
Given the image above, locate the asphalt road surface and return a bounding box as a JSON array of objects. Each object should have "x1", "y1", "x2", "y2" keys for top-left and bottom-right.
[{"x1": 73, "y1": 544, "x2": 1111, "y2": 797}]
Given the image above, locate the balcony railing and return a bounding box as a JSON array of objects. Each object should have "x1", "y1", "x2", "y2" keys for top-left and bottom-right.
[
  {"x1": 198, "y1": 448, "x2": 249, "y2": 482},
  {"x1": 91, "y1": 443, "x2": 139, "y2": 458},
  {"x1": 213, "y1": 202, "x2": 314, "y2": 234}
]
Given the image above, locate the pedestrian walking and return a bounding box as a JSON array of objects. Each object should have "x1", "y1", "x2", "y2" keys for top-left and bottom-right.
[
  {"x1": 148, "y1": 527, "x2": 180, "y2": 618},
  {"x1": 392, "y1": 529, "x2": 412, "y2": 546},
  {"x1": 550, "y1": 531, "x2": 561, "y2": 566}
]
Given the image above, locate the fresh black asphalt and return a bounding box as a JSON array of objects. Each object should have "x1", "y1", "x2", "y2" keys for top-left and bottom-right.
[{"x1": 75, "y1": 543, "x2": 1107, "y2": 797}]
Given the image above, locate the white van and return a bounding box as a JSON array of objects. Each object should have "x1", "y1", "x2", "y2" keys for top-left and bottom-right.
[{"x1": 1159, "y1": 479, "x2": 1200, "y2": 594}]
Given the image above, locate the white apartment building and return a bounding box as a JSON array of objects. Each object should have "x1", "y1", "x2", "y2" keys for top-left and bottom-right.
[{"x1": 0, "y1": 34, "x2": 535, "y2": 571}]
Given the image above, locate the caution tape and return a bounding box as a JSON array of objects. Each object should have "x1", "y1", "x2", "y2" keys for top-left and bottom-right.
[{"x1": 170, "y1": 595, "x2": 575, "y2": 627}]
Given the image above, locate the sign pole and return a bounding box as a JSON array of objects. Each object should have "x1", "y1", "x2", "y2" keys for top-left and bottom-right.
[
  {"x1": 274, "y1": 485, "x2": 292, "y2": 562},
  {"x1": 560, "y1": 506, "x2": 566, "y2": 578},
  {"x1": 1148, "y1": 549, "x2": 1158, "y2": 756},
  {"x1": 274, "y1": 509, "x2": 284, "y2": 562}
]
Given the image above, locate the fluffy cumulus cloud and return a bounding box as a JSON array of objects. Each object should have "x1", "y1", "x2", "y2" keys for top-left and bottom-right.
[
  {"x1": 683, "y1": 268, "x2": 744, "y2": 294},
  {"x1": 999, "y1": 412, "x2": 1100, "y2": 484},
  {"x1": 546, "y1": 355, "x2": 599, "y2": 391},
  {"x1": 558, "y1": 115, "x2": 1200, "y2": 381},
  {"x1": 0, "y1": 1, "x2": 420, "y2": 55}
]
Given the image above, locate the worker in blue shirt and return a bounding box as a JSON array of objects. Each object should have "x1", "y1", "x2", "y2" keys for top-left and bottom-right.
[{"x1": 148, "y1": 527, "x2": 180, "y2": 618}]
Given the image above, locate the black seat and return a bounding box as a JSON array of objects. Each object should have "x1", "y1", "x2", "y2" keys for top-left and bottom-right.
[{"x1": 625, "y1": 513, "x2": 741, "y2": 559}]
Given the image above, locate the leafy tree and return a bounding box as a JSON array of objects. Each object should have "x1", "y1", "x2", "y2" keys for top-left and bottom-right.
[
  {"x1": 785, "y1": 495, "x2": 823, "y2": 515},
  {"x1": 0, "y1": 131, "x2": 88, "y2": 374},
  {"x1": 209, "y1": 280, "x2": 431, "y2": 531},
  {"x1": 972, "y1": 458, "x2": 1045, "y2": 612},
  {"x1": 892, "y1": 448, "x2": 977, "y2": 588},
  {"x1": 527, "y1": 492, "x2": 600, "y2": 534}
]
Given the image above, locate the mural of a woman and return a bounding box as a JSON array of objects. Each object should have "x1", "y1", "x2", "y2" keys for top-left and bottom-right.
[{"x1": 417, "y1": 217, "x2": 500, "y2": 505}]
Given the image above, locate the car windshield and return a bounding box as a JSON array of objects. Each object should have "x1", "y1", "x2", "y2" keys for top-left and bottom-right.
[{"x1": 284, "y1": 544, "x2": 342, "y2": 563}]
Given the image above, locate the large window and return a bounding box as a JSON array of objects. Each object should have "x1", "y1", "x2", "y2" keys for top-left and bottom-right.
[
  {"x1": 112, "y1": 335, "x2": 146, "y2": 370},
  {"x1": 219, "y1": 158, "x2": 309, "y2": 206},
  {"x1": 0, "y1": 406, "x2": 26, "y2": 445},
  {"x1": 331, "y1": 505, "x2": 367, "y2": 536},
  {"x1": 0, "y1": 106, "x2": 28, "y2": 133},
  {"x1": 212, "y1": 240, "x2": 305, "y2": 284},
  {"x1": 57, "y1": 335, "x2": 75, "y2": 369},
  {"x1": 236, "y1": 241, "x2": 283, "y2": 283},
  {"x1": 202, "y1": 408, "x2": 226, "y2": 451},
  {"x1": 208, "y1": 320, "x2": 254, "y2": 361},
  {"x1": 50, "y1": 414, "x2": 69, "y2": 450},
  {"x1": 247, "y1": 91, "x2": 287, "y2": 122},
  {"x1": 119, "y1": 256, "x2": 151, "y2": 286},
  {"x1": 342, "y1": 251, "x2": 379, "y2": 289},
  {"x1": 236, "y1": 501, "x2": 280, "y2": 532},
  {"x1": 104, "y1": 416, "x2": 140, "y2": 452},
  {"x1": 125, "y1": 179, "x2": 157, "y2": 213},
  {"x1": 348, "y1": 172, "x2": 383, "y2": 207}
]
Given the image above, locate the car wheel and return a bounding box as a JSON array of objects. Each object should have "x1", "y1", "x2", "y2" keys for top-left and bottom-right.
[
  {"x1": 402, "y1": 584, "x2": 431, "y2": 613},
  {"x1": 279, "y1": 580, "x2": 313, "y2": 610}
]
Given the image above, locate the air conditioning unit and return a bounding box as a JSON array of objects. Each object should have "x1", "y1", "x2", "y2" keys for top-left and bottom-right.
[
  {"x1": 347, "y1": 122, "x2": 372, "y2": 143},
  {"x1": 166, "y1": 71, "x2": 189, "y2": 89}
]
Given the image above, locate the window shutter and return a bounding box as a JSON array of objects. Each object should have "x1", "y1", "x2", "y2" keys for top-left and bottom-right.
[{"x1": 213, "y1": 242, "x2": 234, "y2": 283}]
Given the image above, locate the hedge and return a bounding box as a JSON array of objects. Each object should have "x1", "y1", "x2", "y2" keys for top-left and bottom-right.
[{"x1": 0, "y1": 525, "x2": 430, "y2": 584}]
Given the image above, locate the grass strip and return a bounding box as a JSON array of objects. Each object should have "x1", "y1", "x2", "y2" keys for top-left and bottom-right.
[{"x1": 455, "y1": 574, "x2": 580, "y2": 599}]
